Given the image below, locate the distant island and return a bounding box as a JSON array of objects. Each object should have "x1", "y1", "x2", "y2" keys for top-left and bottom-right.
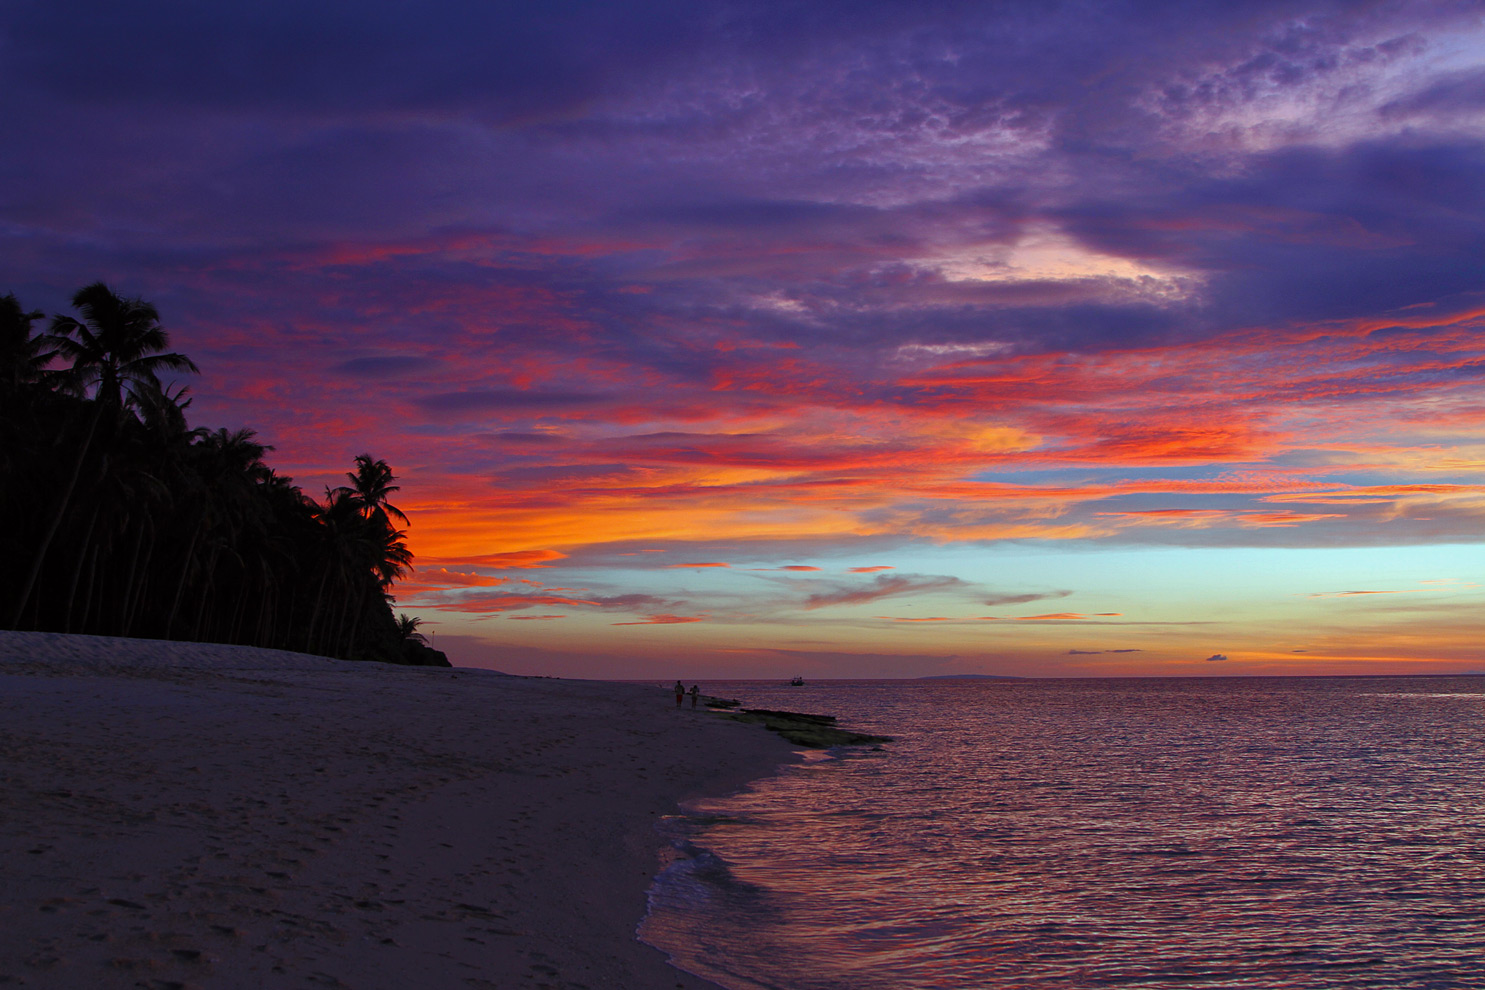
[
  {"x1": 919, "y1": 674, "x2": 1025, "y2": 680},
  {"x1": 1, "y1": 283, "x2": 446, "y2": 666}
]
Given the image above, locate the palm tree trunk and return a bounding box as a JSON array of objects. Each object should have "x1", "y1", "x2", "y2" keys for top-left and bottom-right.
[
  {"x1": 62, "y1": 504, "x2": 102, "y2": 632},
  {"x1": 122, "y1": 531, "x2": 156, "y2": 638},
  {"x1": 307, "y1": 566, "x2": 332, "y2": 655},
  {"x1": 191, "y1": 546, "x2": 220, "y2": 641},
  {"x1": 8, "y1": 401, "x2": 105, "y2": 628},
  {"x1": 118, "y1": 520, "x2": 148, "y2": 635},
  {"x1": 79, "y1": 542, "x2": 102, "y2": 634},
  {"x1": 165, "y1": 521, "x2": 203, "y2": 638}
]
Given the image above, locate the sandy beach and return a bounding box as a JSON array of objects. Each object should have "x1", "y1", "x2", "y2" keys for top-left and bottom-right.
[{"x1": 0, "y1": 632, "x2": 792, "y2": 989}]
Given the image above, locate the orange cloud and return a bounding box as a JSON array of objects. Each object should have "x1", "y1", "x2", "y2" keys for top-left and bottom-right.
[
  {"x1": 875, "y1": 616, "x2": 957, "y2": 622},
  {"x1": 1010, "y1": 613, "x2": 1107, "y2": 620},
  {"x1": 425, "y1": 594, "x2": 599, "y2": 614},
  {"x1": 393, "y1": 568, "x2": 509, "y2": 595},
  {"x1": 430, "y1": 549, "x2": 569, "y2": 569}
]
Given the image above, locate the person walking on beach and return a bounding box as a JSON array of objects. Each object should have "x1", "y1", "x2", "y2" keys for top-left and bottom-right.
[
  {"x1": 674, "y1": 680, "x2": 685, "y2": 707},
  {"x1": 689, "y1": 684, "x2": 700, "y2": 708}
]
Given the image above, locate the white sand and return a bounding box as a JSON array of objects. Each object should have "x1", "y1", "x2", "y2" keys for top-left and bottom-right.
[{"x1": 0, "y1": 631, "x2": 791, "y2": 989}]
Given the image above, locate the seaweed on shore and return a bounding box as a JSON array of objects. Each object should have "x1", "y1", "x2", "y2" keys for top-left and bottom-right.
[{"x1": 717, "y1": 706, "x2": 893, "y2": 749}]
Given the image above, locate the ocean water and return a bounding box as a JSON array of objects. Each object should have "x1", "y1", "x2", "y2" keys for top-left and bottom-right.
[{"x1": 640, "y1": 678, "x2": 1485, "y2": 990}]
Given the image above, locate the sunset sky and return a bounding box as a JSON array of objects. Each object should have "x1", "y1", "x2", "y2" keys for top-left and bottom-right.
[{"x1": 4, "y1": 0, "x2": 1483, "y2": 677}]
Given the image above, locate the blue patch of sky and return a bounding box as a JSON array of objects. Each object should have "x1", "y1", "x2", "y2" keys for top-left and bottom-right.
[
  {"x1": 970, "y1": 464, "x2": 1251, "y2": 485},
  {"x1": 879, "y1": 542, "x2": 1483, "y2": 624}
]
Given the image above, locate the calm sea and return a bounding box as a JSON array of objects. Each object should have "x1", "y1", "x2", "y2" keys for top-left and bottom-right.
[{"x1": 639, "y1": 677, "x2": 1485, "y2": 990}]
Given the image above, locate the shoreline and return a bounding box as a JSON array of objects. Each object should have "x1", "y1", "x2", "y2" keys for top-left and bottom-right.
[{"x1": 0, "y1": 631, "x2": 794, "y2": 989}]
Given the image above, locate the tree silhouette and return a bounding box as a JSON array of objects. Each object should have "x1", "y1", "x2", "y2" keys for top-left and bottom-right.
[
  {"x1": 46, "y1": 282, "x2": 199, "y2": 411},
  {"x1": 2, "y1": 281, "x2": 444, "y2": 665},
  {"x1": 334, "y1": 453, "x2": 410, "y2": 528},
  {"x1": 0, "y1": 293, "x2": 51, "y2": 394},
  {"x1": 9, "y1": 284, "x2": 199, "y2": 626},
  {"x1": 397, "y1": 613, "x2": 428, "y2": 644}
]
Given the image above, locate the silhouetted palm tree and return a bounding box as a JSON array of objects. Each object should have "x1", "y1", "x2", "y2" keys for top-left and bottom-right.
[
  {"x1": 334, "y1": 453, "x2": 410, "y2": 528},
  {"x1": 396, "y1": 613, "x2": 428, "y2": 644},
  {"x1": 3, "y1": 280, "x2": 439, "y2": 662},
  {"x1": 0, "y1": 293, "x2": 51, "y2": 394},
  {"x1": 9, "y1": 283, "x2": 198, "y2": 627},
  {"x1": 47, "y1": 282, "x2": 198, "y2": 412}
]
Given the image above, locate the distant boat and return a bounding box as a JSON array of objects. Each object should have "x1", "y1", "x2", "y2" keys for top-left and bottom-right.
[{"x1": 789, "y1": 675, "x2": 805, "y2": 686}]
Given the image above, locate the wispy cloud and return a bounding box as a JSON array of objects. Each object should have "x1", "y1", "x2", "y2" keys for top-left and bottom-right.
[
  {"x1": 984, "y1": 591, "x2": 1072, "y2": 607},
  {"x1": 5, "y1": 0, "x2": 1483, "y2": 676},
  {"x1": 802, "y1": 574, "x2": 966, "y2": 611},
  {"x1": 612, "y1": 614, "x2": 706, "y2": 625}
]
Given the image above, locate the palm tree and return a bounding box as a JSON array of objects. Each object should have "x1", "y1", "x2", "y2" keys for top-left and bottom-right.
[
  {"x1": 0, "y1": 293, "x2": 51, "y2": 394},
  {"x1": 165, "y1": 428, "x2": 274, "y2": 640},
  {"x1": 333, "y1": 453, "x2": 410, "y2": 528},
  {"x1": 396, "y1": 613, "x2": 428, "y2": 644},
  {"x1": 8, "y1": 283, "x2": 198, "y2": 628},
  {"x1": 46, "y1": 282, "x2": 199, "y2": 412},
  {"x1": 0, "y1": 294, "x2": 52, "y2": 522}
]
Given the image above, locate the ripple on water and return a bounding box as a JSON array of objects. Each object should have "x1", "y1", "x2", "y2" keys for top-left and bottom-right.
[{"x1": 641, "y1": 677, "x2": 1485, "y2": 990}]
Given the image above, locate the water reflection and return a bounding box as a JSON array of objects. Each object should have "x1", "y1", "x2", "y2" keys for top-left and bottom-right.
[{"x1": 642, "y1": 677, "x2": 1485, "y2": 990}]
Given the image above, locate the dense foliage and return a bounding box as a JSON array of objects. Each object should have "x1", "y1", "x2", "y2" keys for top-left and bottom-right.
[{"x1": 0, "y1": 284, "x2": 448, "y2": 666}]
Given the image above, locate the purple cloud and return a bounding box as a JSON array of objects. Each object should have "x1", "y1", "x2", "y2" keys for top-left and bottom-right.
[{"x1": 802, "y1": 574, "x2": 965, "y2": 611}]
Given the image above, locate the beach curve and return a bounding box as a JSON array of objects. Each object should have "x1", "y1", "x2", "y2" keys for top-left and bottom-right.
[{"x1": 0, "y1": 631, "x2": 793, "y2": 989}]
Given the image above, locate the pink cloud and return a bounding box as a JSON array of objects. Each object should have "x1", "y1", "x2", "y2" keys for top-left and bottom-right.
[
  {"x1": 430, "y1": 594, "x2": 599, "y2": 614},
  {"x1": 1308, "y1": 590, "x2": 1422, "y2": 598},
  {"x1": 612, "y1": 614, "x2": 706, "y2": 625},
  {"x1": 875, "y1": 616, "x2": 956, "y2": 622}
]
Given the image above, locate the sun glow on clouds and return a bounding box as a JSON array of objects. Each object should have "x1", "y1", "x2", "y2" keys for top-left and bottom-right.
[
  {"x1": 613, "y1": 614, "x2": 706, "y2": 626},
  {"x1": 6, "y1": 0, "x2": 1484, "y2": 675},
  {"x1": 927, "y1": 224, "x2": 1200, "y2": 301}
]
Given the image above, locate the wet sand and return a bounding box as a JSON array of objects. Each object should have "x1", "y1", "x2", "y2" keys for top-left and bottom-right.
[{"x1": 0, "y1": 631, "x2": 790, "y2": 989}]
